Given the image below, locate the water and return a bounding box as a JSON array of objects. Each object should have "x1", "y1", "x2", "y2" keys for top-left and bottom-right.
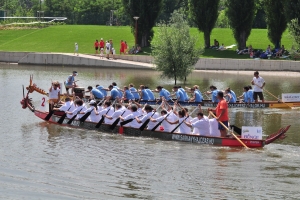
[{"x1": 1, "y1": 64, "x2": 300, "y2": 199}]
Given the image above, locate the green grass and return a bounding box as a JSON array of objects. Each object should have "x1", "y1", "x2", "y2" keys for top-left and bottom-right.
[{"x1": 0, "y1": 25, "x2": 293, "y2": 59}]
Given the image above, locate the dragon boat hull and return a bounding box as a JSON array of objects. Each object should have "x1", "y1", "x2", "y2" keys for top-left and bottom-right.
[{"x1": 30, "y1": 108, "x2": 289, "y2": 148}]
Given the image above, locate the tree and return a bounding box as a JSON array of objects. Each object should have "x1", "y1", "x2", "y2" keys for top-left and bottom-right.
[
  {"x1": 226, "y1": 0, "x2": 256, "y2": 50},
  {"x1": 264, "y1": 0, "x2": 287, "y2": 49},
  {"x1": 122, "y1": 0, "x2": 163, "y2": 47},
  {"x1": 157, "y1": 0, "x2": 187, "y2": 22},
  {"x1": 252, "y1": 0, "x2": 266, "y2": 28},
  {"x1": 151, "y1": 11, "x2": 203, "y2": 85},
  {"x1": 190, "y1": 0, "x2": 220, "y2": 48},
  {"x1": 288, "y1": 18, "x2": 300, "y2": 58},
  {"x1": 283, "y1": 0, "x2": 300, "y2": 24}
]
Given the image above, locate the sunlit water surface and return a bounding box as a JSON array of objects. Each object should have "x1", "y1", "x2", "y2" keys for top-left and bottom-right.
[{"x1": 0, "y1": 64, "x2": 300, "y2": 199}]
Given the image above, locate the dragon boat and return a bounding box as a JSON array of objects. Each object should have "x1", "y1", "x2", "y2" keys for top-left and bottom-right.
[{"x1": 20, "y1": 76, "x2": 290, "y2": 148}]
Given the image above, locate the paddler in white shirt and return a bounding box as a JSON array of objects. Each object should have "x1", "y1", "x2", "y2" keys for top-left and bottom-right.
[
  {"x1": 53, "y1": 96, "x2": 76, "y2": 119},
  {"x1": 66, "y1": 99, "x2": 87, "y2": 120},
  {"x1": 119, "y1": 105, "x2": 142, "y2": 128},
  {"x1": 135, "y1": 105, "x2": 160, "y2": 130},
  {"x1": 98, "y1": 101, "x2": 115, "y2": 124},
  {"x1": 79, "y1": 100, "x2": 100, "y2": 122},
  {"x1": 184, "y1": 112, "x2": 210, "y2": 136},
  {"x1": 103, "y1": 103, "x2": 127, "y2": 125},
  {"x1": 165, "y1": 109, "x2": 191, "y2": 134}
]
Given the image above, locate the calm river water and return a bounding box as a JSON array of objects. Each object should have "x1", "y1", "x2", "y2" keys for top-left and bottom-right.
[{"x1": 0, "y1": 64, "x2": 300, "y2": 199}]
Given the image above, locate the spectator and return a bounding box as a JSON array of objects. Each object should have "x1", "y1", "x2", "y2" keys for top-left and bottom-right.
[
  {"x1": 99, "y1": 38, "x2": 105, "y2": 58},
  {"x1": 94, "y1": 39, "x2": 99, "y2": 55},
  {"x1": 124, "y1": 41, "x2": 128, "y2": 54},
  {"x1": 217, "y1": 43, "x2": 226, "y2": 51},
  {"x1": 276, "y1": 45, "x2": 285, "y2": 58},
  {"x1": 211, "y1": 39, "x2": 219, "y2": 49},
  {"x1": 266, "y1": 45, "x2": 272, "y2": 55},
  {"x1": 105, "y1": 41, "x2": 110, "y2": 59},
  {"x1": 74, "y1": 43, "x2": 79, "y2": 56},
  {"x1": 120, "y1": 40, "x2": 125, "y2": 55},
  {"x1": 109, "y1": 39, "x2": 115, "y2": 59}
]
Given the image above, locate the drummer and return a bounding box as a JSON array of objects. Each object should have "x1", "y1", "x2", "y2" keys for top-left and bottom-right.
[
  {"x1": 65, "y1": 71, "x2": 78, "y2": 95},
  {"x1": 49, "y1": 81, "x2": 61, "y2": 111}
]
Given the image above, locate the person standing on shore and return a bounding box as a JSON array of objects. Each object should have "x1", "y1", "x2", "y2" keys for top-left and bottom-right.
[
  {"x1": 99, "y1": 38, "x2": 105, "y2": 59},
  {"x1": 120, "y1": 40, "x2": 125, "y2": 55},
  {"x1": 208, "y1": 91, "x2": 229, "y2": 137},
  {"x1": 106, "y1": 41, "x2": 110, "y2": 59},
  {"x1": 94, "y1": 39, "x2": 99, "y2": 55},
  {"x1": 109, "y1": 39, "x2": 115, "y2": 59},
  {"x1": 74, "y1": 43, "x2": 79, "y2": 56},
  {"x1": 251, "y1": 71, "x2": 265, "y2": 103},
  {"x1": 124, "y1": 41, "x2": 128, "y2": 54}
]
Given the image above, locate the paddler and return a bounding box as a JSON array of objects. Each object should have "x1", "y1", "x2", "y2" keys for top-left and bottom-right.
[
  {"x1": 184, "y1": 112, "x2": 210, "y2": 136},
  {"x1": 135, "y1": 105, "x2": 160, "y2": 130},
  {"x1": 170, "y1": 85, "x2": 185, "y2": 102},
  {"x1": 206, "y1": 85, "x2": 219, "y2": 103},
  {"x1": 154, "y1": 86, "x2": 171, "y2": 102},
  {"x1": 165, "y1": 109, "x2": 192, "y2": 134}
]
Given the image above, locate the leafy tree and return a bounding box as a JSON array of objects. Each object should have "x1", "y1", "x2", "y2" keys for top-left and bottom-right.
[
  {"x1": 190, "y1": 0, "x2": 220, "y2": 48},
  {"x1": 252, "y1": 0, "x2": 266, "y2": 28},
  {"x1": 226, "y1": 0, "x2": 256, "y2": 50},
  {"x1": 215, "y1": 10, "x2": 229, "y2": 28},
  {"x1": 283, "y1": 0, "x2": 300, "y2": 24},
  {"x1": 264, "y1": 0, "x2": 287, "y2": 49},
  {"x1": 157, "y1": 0, "x2": 187, "y2": 22},
  {"x1": 152, "y1": 11, "x2": 203, "y2": 85},
  {"x1": 288, "y1": 18, "x2": 300, "y2": 59},
  {"x1": 122, "y1": 0, "x2": 163, "y2": 47}
]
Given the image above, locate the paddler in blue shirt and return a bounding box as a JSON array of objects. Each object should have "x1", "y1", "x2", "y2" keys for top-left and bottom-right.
[
  {"x1": 171, "y1": 85, "x2": 185, "y2": 102},
  {"x1": 154, "y1": 86, "x2": 171, "y2": 102},
  {"x1": 206, "y1": 85, "x2": 219, "y2": 103}
]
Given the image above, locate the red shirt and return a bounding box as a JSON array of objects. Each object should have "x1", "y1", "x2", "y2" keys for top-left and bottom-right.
[
  {"x1": 216, "y1": 99, "x2": 229, "y2": 121},
  {"x1": 120, "y1": 42, "x2": 125, "y2": 51},
  {"x1": 99, "y1": 41, "x2": 104, "y2": 48},
  {"x1": 94, "y1": 42, "x2": 99, "y2": 47}
]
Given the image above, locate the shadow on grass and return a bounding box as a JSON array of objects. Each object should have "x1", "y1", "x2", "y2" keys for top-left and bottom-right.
[
  {"x1": 201, "y1": 49, "x2": 250, "y2": 59},
  {"x1": 137, "y1": 47, "x2": 251, "y2": 59}
]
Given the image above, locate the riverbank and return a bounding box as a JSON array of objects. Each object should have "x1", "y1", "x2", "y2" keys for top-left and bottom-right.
[{"x1": 1, "y1": 51, "x2": 300, "y2": 72}]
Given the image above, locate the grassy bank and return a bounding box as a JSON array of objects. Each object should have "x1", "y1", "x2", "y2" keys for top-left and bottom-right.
[{"x1": 0, "y1": 25, "x2": 293, "y2": 59}]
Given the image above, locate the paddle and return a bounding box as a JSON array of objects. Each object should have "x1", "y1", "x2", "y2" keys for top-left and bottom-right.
[
  {"x1": 209, "y1": 111, "x2": 249, "y2": 149},
  {"x1": 57, "y1": 105, "x2": 72, "y2": 124},
  {"x1": 44, "y1": 95, "x2": 64, "y2": 121},
  {"x1": 44, "y1": 110, "x2": 54, "y2": 121},
  {"x1": 120, "y1": 115, "x2": 143, "y2": 126},
  {"x1": 110, "y1": 110, "x2": 126, "y2": 130},
  {"x1": 79, "y1": 99, "x2": 105, "y2": 122},
  {"x1": 95, "y1": 100, "x2": 116, "y2": 128},
  {"x1": 139, "y1": 103, "x2": 163, "y2": 131},
  {"x1": 151, "y1": 113, "x2": 171, "y2": 131},
  {"x1": 67, "y1": 107, "x2": 84, "y2": 125},
  {"x1": 170, "y1": 106, "x2": 198, "y2": 133}
]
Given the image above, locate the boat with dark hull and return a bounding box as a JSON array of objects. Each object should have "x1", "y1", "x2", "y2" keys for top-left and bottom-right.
[
  {"x1": 133, "y1": 100, "x2": 300, "y2": 109},
  {"x1": 21, "y1": 89, "x2": 290, "y2": 148}
]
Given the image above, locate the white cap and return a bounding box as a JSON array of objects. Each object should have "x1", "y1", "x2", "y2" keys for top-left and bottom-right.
[{"x1": 89, "y1": 100, "x2": 96, "y2": 104}]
